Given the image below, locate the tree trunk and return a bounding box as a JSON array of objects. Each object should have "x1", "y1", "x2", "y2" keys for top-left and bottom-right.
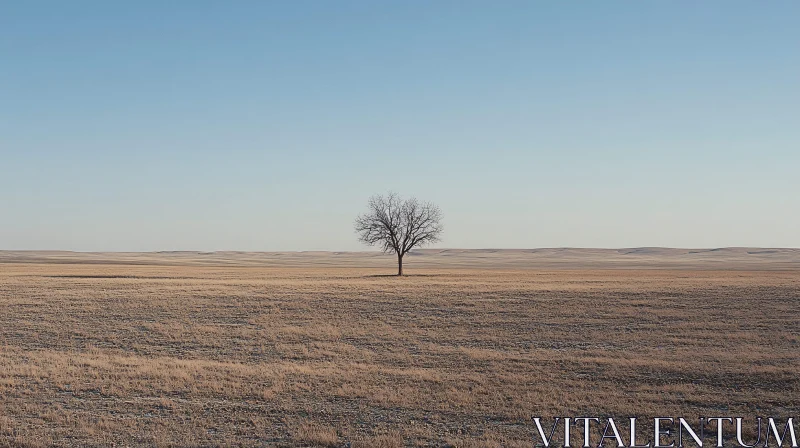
[{"x1": 397, "y1": 254, "x2": 404, "y2": 276}]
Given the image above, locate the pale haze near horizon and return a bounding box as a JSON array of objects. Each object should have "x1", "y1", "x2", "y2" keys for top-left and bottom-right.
[{"x1": 1, "y1": 1, "x2": 799, "y2": 252}]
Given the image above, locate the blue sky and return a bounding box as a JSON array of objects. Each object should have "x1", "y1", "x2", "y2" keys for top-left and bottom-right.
[{"x1": 1, "y1": 1, "x2": 799, "y2": 251}]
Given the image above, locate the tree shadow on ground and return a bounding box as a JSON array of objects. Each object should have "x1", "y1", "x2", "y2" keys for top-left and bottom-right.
[{"x1": 362, "y1": 274, "x2": 447, "y2": 278}]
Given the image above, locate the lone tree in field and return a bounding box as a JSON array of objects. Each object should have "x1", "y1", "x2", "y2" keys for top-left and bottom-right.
[{"x1": 355, "y1": 193, "x2": 443, "y2": 276}]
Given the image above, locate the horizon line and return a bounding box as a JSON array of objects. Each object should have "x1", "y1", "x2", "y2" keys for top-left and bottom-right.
[{"x1": 2, "y1": 247, "x2": 799, "y2": 254}]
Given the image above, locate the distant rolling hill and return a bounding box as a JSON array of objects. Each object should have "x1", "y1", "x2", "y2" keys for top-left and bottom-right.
[{"x1": 1, "y1": 248, "x2": 799, "y2": 269}]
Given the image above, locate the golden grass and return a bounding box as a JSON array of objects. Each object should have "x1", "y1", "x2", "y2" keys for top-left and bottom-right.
[{"x1": 0, "y1": 263, "x2": 798, "y2": 446}]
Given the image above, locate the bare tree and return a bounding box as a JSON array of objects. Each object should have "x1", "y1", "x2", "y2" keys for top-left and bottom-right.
[{"x1": 355, "y1": 193, "x2": 443, "y2": 276}]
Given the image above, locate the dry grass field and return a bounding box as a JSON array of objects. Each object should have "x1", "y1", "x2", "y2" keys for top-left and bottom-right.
[{"x1": 1, "y1": 251, "x2": 798, "y2": 447}]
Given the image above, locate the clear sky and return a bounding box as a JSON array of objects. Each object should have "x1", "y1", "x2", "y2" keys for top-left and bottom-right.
[{"x1": 2, "y1": 1, "x2": 798, "y2": 251}]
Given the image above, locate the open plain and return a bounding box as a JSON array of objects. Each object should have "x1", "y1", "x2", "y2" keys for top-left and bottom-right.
[{"x1": 0, "y1": 249, "x2": 799, "y2": 447}]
